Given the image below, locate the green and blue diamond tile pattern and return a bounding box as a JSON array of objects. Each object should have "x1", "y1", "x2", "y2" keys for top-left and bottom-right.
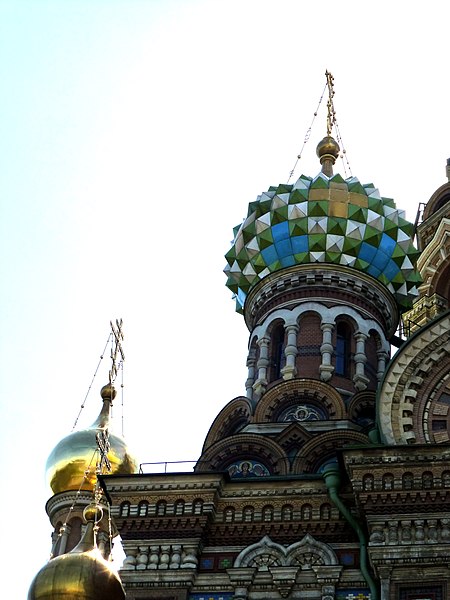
[{"x1": 225, "y1": 172, "x2": 420, "y2": 312}]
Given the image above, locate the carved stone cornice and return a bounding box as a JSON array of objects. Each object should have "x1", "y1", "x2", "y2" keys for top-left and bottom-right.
[{"x1": 243, "y1": 264, "x2": 398, "y2": 336}]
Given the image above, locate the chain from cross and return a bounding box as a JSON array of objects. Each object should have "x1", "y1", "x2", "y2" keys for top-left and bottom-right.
[
  {"x1": 96, "y1": 429, "x2": 112, "y2": 473},
  {"x1": 109, "y1": 318, "x2": 125, "y2": 385},
  {"x1": 325, "y1": 70, "x2": 336, "y2": 136}
]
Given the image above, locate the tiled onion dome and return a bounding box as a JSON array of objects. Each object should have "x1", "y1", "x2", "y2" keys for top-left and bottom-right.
[{"x1": 225, "y1": 172, "x2": 421, "y2": 312}]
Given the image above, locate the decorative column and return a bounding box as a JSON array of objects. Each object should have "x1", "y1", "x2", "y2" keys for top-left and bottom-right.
[
  {"x1": 319, "y1": 322, "x2": 335, "y2": 382},
  {"x1": 376, "y1": 349, "x2": 389, "y2": 382},
  {"x1": 281, "y1": 323, "x2": 299, "y2": 380},
  {"x1": 245, "y1": 346, "x2": 257, "y2": 400},
  {"x1": 253, "y1": 336, "x2": 270, "y2": 397},
  {"x1": 353, "y1": 332, "x2": 369, "y2": 391},
  {"x1": 58, "y1": 523, "x2": 71, "y2": 556},
  {"x1": 378, "y1": 567, "x2": 392, "y2": 600}
]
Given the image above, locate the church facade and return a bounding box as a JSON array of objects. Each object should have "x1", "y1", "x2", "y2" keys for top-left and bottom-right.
[
  {"x1": 98, "y1": 144, "x2": 450, "y2": 600},
  {"x1": 28, "y1": 71, "x2": 450, "y2": 599}
]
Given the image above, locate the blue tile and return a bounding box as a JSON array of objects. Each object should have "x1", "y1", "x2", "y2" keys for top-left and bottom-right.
[
  {"x1": 261, "y1": 245, "x2": 278, "y2": 265},
  {"x1": 275, "y1": 238, "x2": 293, "y2": 258},
  {"x1": 291, "y1": 235, "x2": 309, "y2": 253},
  {"x1": 271, "y1": 221, "x2": 290, "y2": 242}
]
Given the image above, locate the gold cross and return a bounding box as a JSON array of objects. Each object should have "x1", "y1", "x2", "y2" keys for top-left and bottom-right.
[
  {"x1": 96, "y1": 429, "x2": 112, "y2": 473},
  {"x1": 325, "y1": 70, "x2": 336, "y2": 136},
  {"x1": 109, "y1": 319, "x2": 125, "y2": 384}
]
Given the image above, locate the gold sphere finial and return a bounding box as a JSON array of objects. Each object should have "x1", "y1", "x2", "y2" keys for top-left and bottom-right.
[
  {"x1": 316, "y1": 136, "x2": 340, "y2": 177},
  {"x1": 100, "y1": 383, "x2": 117, "y2": 402},
  {"x1": 316, "y1": 135, "x2": 340, "y2": 160},
  {"x1": 83, "y1": 503, "x2": 104, "y2": 524}
]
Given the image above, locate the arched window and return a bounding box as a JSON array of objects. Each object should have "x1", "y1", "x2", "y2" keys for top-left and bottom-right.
[
  {"x1": 119, "y1": 502, "x2": 130, "y2": 518},
  {"x1": 335, "y1": 322, "x2": 351, "y2": 377},
  {"x1": 262, "y1": 505, "x2": 274, "y2": 522},
  {"x1": 443, "y1": 471, "x2": 450, "y2": 487},
  {"x1": 223, "y1": 506, "x2": 235, "y2": 523},
  {"x1": 156, "y1": 500, "x2": 167, "y2": 516},
  {"x1": 281, "y1": 505, "x2": 293, "y2": 521},
  {"x1": 363, "y1": 474, "x2": 374, "y2": 491},
  {"x1": 382, "y1": 473, "x2": 394, "y2": 490},
  {"x1": 403, "y1": 472, "x2": 414, "y2": 490},
  {"x1": 269, "y1": 323, "x2": 286, "y2": 381},
  {"x1": 320, "y1": 503, "x2": 331, "y2": 520},
  {"x1": 193, "y1": 499, "x2": 204, "y2": 515},
  {"x1": 301, "y1": 504, "x2": 312, "y2": 520},
  {"x1": 422, "y1": 471, "x2": 433, "y2": 490},
  {"x1": 138, "y1": 501, "x2": 149, "y2": 517},
  {"x1": 243, "y1": 506, "x2": 254, "y2": 522},
  {"x1": 174, "y1": 500, "x2": 185, "y2": 515}
]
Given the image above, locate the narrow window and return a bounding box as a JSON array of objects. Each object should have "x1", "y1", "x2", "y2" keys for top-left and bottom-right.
[
  {"x1": 138, "y1": 501, "x2": 148, "y2": 517},
  {"x1": 301, "y1": 504, "x2": 312, "y2": 520},
  {"x1": 156, "y1": 500, "x2": 167, "y2": 516},
  {"x1": 403, "y1": 472, "x2": 414, "y2": 490},
  {"x1": 120, "y1": 502, "x2": 130, "y2": 518},
  {"x1": 335, "y1": 322, "x2": 351, "y2": 376},
  {"x1": 193, "y1": 499, "x2": 203, "y2": 515},
  {"x1": 270, "y1": 323, "x2": 286, "y2": 381},
  {"x1": 243, "y1": 506, "x2": 254, "y2": 522}
]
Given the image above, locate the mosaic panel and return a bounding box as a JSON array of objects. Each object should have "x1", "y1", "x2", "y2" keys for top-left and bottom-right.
[
  {"x1": 227, "y1": 460, "x2": 270, "y2": 478},
  {"x1": 225, "y1": 172, "x2": 420, "y2": 312}
]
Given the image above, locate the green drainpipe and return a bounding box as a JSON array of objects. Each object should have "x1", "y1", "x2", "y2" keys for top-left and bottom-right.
[{"x1": 322, "y1": 467, "x2": 378, "y2": 600}]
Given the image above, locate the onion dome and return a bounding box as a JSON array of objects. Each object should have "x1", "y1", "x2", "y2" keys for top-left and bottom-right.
[
  {"x1": 225, "y1": 166, "x2": 421, "y2": 313},
  {"x1": 28, "y1": 504, "x2": 125, "y2": 600},
  {"x1": 46, "y1": 384, "x2": 137, "y2": 495}
]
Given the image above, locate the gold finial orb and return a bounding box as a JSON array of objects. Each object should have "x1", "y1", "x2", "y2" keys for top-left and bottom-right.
[
  {"x1": 316, "y1": 135, "x2": 340, "y2": 160},
  {"x1": 101, "y1": 383, "x2": 117, "y2": 402},
  {"x1": 83, "y1": 503, "x2": 104, "y2": 524}
]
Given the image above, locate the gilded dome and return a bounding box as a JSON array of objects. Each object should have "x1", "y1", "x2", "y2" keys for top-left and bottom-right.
[
  {"x1": 46, "y1": 385, "x2": 137, "y2": 495},
  {"x1": 28, "y1": 515, "x2": 125, "y2": 600},
  {"x1": 225, "y1": 171, "x2": 421, "y2": 312}
]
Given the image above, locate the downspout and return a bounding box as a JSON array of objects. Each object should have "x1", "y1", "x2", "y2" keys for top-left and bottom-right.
[{"x1": 322, "y1": 467, "x2": 378, "y2": 600}]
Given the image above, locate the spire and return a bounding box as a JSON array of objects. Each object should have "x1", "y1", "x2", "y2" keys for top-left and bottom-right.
[{"x1": 316, "y1": 70, "x2": 340, "y2": 177}]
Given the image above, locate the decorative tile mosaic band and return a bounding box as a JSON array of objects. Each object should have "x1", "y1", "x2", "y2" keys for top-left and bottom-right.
[
  {"x1": 189, "y1": 595, "x2": 233, "y2": 600},
  {"x1": 225, "y1": 172, "x2": 420, "y2": 312},
  {"x1": 336, "y1": 591, "x2": 371, "y2": 600}
]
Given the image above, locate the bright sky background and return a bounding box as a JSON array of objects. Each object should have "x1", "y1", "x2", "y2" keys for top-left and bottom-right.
[{"x1": 1, "y1": 1, "x2": 449, "y2": 597}]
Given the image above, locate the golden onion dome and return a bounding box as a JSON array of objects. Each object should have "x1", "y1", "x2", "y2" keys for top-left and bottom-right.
[
  {"x1": 28, "y1": 505, "x2": 125, "y2": 600},
  {"x1": 46, "y1": 384, "x2": 137, "y2": 495}
]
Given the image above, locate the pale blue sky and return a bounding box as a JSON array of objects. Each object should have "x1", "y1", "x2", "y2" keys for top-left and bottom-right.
[{"x1": 1, "y1": 1, "x2": 449, "y2": 597}]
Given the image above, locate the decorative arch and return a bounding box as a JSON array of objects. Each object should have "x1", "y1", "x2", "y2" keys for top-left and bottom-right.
[
  {"x1": 422, "y1": 181, "x2": 450, "y2": 221},
  {"x1": 201, "y1": 396, "x2": 252, "y2": 453},
  {"x1": 195, "y1": 433, "x2": 289, "y2": 476},
  {"x1": 348, "y1": 390, "x2": 376, "y2": 427},
  {"x1": 378, "y1": 311, "x2": 450, "y2": 445},
  {"x1": 287, "y1": 533, "x2": 338, "y2": 567},
  {"x1": 234, "y1": 535, "x2": 286, "y2": 568},
  {"x1": 254, "y1": 379, "x2": 346, "y2": 423},
  {"x1": 292, "y1": 430, "x2": 369, "y2": 474},
  {"x1": 417, "y1": 217, "x2": 450, "y2": 299},
  {"x1": 251, "y1": 301, "x2": 389, "y2": 353},
  {"x1": 233, "y1": 533, "x2": 338, "y2": 569}
]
